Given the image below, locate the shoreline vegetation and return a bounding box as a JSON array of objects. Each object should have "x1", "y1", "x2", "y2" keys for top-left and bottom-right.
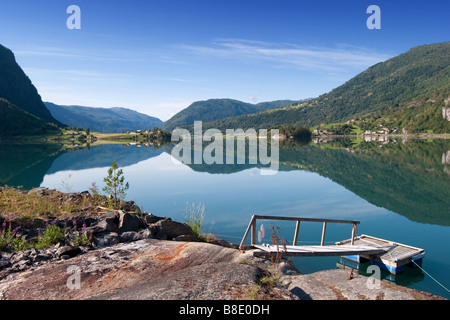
[{"x1": 1, "y1": 114, "x2": 449, "y2": 146}]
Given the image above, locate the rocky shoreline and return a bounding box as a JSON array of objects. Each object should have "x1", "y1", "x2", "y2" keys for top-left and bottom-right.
[{"x1": 0, "y1": 188, "x2": 446, "y2": 300}]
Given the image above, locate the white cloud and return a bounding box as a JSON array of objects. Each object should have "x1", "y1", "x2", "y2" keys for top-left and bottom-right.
[
  {"x1": 248, "y1": 94, "x2": 260, "y2": 103},
  {"x1": 178, "y1": 38, "x2": 392, "y2": 74}
]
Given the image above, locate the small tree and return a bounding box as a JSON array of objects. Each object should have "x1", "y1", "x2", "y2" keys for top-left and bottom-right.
[{"x1": 103, "y1": 161, "x2": 129, "y2": 209}]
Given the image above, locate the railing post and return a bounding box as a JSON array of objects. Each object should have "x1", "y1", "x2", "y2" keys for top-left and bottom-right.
[
  {"x1": 351, "y1": 223, "x2": 357, "y2": 245},
  {"x1": 321, "y1": 222, "x2": 327, "y2": 246},
  {"x1": 293, "y1": 220, "x2": 301, "y2": 246},
  {"x1": 239, "y1": 215, "x2": 256, "y2": 250},
  {"x1": 251, "y1": 217, "x2": 257, "y2": 246}
]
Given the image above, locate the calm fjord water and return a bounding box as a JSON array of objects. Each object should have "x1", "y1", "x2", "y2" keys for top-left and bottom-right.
[{"x1": 1, "y1": 138, "x2": 449, "y2": 298}]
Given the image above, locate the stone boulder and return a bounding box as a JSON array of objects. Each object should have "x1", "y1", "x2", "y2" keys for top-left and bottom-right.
[
  {"x1": 117, "y1": 210, "x2": 146, "y2": 234},
  {"x1": 27, "y1": 187, "x2": 48, "y2": 197},
  {"x1": 93, "y1": 232, "x2": 120, "y2": 247},
  {"x1": 91, "y1": 211, "x2": 118, "y2": 234},
  {"x1": 151, "y1": 218, "x2": 198, "y2": 241},
  {"x1": 56, "y1": 246, "x2": 82, "y2": 259}
]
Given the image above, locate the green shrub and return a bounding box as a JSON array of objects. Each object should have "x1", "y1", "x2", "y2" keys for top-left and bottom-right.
[
  {"x1": 37, "y1": 224, "x2": 63, "y2": 248},
  {"x1": 185, "y1": 202, "x2": 205, "y2": 238}
]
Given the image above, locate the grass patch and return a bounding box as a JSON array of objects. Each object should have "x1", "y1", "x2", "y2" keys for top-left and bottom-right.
[
  {"x1": 0, "y1": 186, "x2": 103, "y2": 221},
  {"x1": 184, "y1": 202, "x2": 205, "y2": 239}
]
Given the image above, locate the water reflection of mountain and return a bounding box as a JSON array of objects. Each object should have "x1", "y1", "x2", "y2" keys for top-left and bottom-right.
[
  {"x1": 164, "y1": 139, "x2": 450, "y2": 226},
  {"x1": 0, "y1": 143, "x2": 163, "y2": 190},
  {"x1": 0, "y1": 143, "x2": 63, "y2": 189},
  {"x1": 280, "y1": 139, "x2": 450, "y2": 226},
  {"x1": 46, "y1": 144, "x2": 163, "y2": 174}
]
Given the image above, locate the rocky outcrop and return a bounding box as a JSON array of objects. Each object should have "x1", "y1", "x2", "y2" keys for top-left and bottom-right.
[
  {"x1": 286, "y1": 269, "x2": 443, "y2": 300},
  {"x1": 443, "y1": 107, "x2": 450, "y2": 121},
  {"x1": 0, "y1": 239, "x2": 444, "y2": 300},
  {"x1": 0, "y1": 239, "x2": 266, "y2": 300},
  {"x1": 0, "y1": 207, "x2": 201, "y2": 279}
]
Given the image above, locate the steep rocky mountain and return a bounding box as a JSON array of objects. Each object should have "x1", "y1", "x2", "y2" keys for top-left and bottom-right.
[{"x1": 0, "y1": 44, "x2": 62, "y2": 130}]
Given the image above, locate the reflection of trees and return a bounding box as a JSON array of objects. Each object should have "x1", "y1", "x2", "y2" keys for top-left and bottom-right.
[
  {"x1": 0, "y1": 144, "x2": 63, "y2": 189},
  {"x1": 0, "y1": 143, "x2": 165, "y2": 190},
  {"x1": 166, "y1": 138, "x2": 450, "y2": 226},
  {"x1": 280, "y1": 139, "x2": 450, "y2": 226}
]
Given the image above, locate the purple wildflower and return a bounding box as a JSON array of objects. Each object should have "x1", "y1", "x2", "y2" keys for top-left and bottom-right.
[{"x1": 51, "y1": 220, "x2": 57, "y2": 226}]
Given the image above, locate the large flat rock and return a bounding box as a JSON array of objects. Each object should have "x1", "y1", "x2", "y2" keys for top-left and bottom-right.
[
  {"x1": 0, "y1": 241, "x2": 445, "y2": 300},
  {"x1": 0, "y1": 239, "x2": 260, "y2": 300},
  {"x1": 286, "y1": 269, "x2": 444, "y2": 300}
]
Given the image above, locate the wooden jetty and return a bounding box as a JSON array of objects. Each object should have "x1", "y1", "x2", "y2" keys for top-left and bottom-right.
[
  {"x1": 336, "y1": 234, "x2": 425, "y2": 274},
  {"x1": 240, "y1": 215, "x2": 425, "y2": 274}
]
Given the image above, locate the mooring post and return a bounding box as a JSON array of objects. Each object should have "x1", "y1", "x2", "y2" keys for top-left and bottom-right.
[
  {"x1": 321, "y1": 222, "x2": 327, "y2": 246},
  {"x1": 293, "y1": 220, "x2": 301, "y2": 246}
]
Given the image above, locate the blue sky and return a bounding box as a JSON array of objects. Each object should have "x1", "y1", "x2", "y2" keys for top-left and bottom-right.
[{"x1": 0, "y1": 0, "x2": 448, "y2": 120}]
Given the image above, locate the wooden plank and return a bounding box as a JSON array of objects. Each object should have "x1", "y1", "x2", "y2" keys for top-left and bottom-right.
[{"x1": 253, "y1": 244, "x2": 386, "y2": 257}]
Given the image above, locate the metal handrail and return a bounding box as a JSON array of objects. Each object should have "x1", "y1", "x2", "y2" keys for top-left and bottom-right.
[{"x1": 239, "y1": 215, "x2": 359, "y2": 250}]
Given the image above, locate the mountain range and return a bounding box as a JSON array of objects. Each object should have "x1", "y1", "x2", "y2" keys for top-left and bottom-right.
[
  {"x1": 1, "y1": 41, "x2": 449, "y2": 137},
  {"x1": 45, "y1": 102, "x2": 163, "y2": 133},
  {"x1": 161, "y1": 98, "x2": 301, "y2": 131},
  {"x1": 196, "y1": 42, "x2": 450, "y2": 133}
]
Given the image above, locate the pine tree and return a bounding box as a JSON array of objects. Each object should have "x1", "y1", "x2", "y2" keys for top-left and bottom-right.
[{"x1": 102, "y1": 161, "x2": 129, "y2": 209}]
